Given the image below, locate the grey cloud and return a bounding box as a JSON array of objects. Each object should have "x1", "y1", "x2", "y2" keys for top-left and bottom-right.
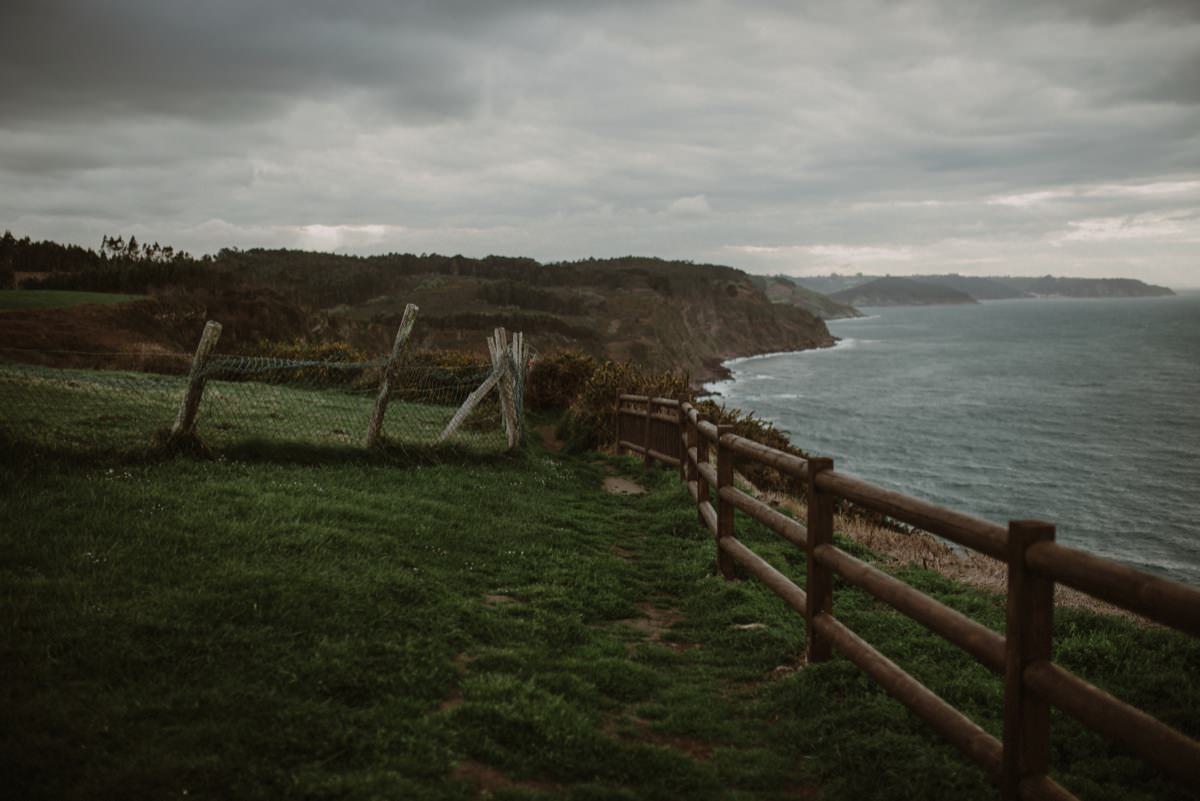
[{"x1": 1, "y1": 1, "x2": 1198, "y2": 285}]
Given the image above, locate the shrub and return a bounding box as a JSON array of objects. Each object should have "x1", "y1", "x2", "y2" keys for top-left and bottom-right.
[
  {"x1": 526, "y1": 349, "x2": 600, "y2": 410},
  {"x1": 559, "y1": 360, "x2": 691, "y2": 452}
]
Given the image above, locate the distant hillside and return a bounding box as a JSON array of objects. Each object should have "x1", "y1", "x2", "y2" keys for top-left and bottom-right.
[
  {"x1": 753, "y1": 275, "x2": 863, "y2": 319},
  {"x1": 830, "y1": 277, "x2": 977, "y2": 307},
  {"x1": 914, "y1": 274, "x2": 1029, "y2": 300},
  {"x1": 793, "y1": 272, "x2": 1174, "y2": 302},
  {"x1": 789, "y1": 274, "x2": 874, "y2": 296},
  {"x1": 999, "y1": 276, "x2": 1174, "y2": 298},
  {"x1": 0, "y1": 234, "x2": 835, "y2": 382}
]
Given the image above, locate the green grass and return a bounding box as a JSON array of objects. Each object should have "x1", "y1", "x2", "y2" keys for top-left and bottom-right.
[
  {"x1": 0, "y1": 289, "x2": 145, "y2": 311},
  {"x1": 0, "y1": 364, "x2": 505, "y2": 457},
  {"x1": 1, "y1": 402, "x2": 1197, "y2": 799}
]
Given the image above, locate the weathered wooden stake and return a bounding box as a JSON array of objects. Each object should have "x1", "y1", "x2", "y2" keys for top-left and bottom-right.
[
  {"x1": 1002, "y1": 520, "x2": 1056, "y2": 800},
  {"x1": 438, "y1": 371, "x2": 501, "y2": 443},
  {"x1": 716, "y1": 424, "x2": 737, "y2": 580},
  {"x1": 490, "y1": 328, "x2": 519, "y2": 450},
  {"x1": 170, "y1": 320, "x2": 222, "y2": 439},
  {"x1": 365, "y1": 303, "x2": 418, "y2": 447},
  {"x1": 511, "y1": 331, "x2": 529, "y2": 446},
  {"x1": 806, "y1": 456, "x2": 835, "y2": 663},
  {"x1": 685, "y1": 411, "x2": 698, "y2": 484}
]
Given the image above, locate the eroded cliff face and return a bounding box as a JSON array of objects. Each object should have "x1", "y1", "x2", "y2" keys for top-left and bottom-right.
[
  {"x1": 367, "y1": 258, "x2": 838, "y2": 382},
  {"x1": 1, "y1": 252, "x2": 836, "y2": 381}
]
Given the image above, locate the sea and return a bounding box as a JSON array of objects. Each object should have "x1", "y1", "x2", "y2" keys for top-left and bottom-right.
[{"x1": 708, "y1": 293, "x2": 1200, "y2": 585}]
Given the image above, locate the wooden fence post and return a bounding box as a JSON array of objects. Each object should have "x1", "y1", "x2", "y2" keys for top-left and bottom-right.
[
  {"x1": 684, "y1": 410, "x2": 697, "y2": 484},
  {"x1": 1002, "y1": 520, "x2": 1056, "y2": 800},
  {"x1": 170, "y1": 320, "x2": 222, "y2": 440},
  {"x1": 365, "y1": 303, "x2": 418, "y2": 447},
  {"x1": 490, "y1": 328, "x2": 519, "y2": 450},
  {"x1": 716, "y1": 424, "x2": 736, "y2": 580},
  {"x1": 677, "y1": 406, "x2": 686, "y2": 482},
  {"x1": 806, "y1": 456, "x2": 835, "y2": 663},
  {"x1": 696, "y1": 419, "x2": 710, "y2": 514},
  {"x1": 642, "y1": 398, "x2": 654, "y2": 471},
  {"x1": 511, "y1": 331, "x2": 528, "y2": 447}
]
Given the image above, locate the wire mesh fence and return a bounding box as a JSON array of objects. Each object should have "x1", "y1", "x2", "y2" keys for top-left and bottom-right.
[{"x1": 0, "y1": 346, "x2": 514, "y2": 458}]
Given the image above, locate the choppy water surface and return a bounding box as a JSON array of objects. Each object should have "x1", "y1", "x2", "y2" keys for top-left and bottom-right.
[{"x1": 710, "y1": 294, "x2": 1200, "y2": 584}]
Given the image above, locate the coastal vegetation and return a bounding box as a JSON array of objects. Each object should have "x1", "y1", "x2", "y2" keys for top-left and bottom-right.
[{"x1": 0, "y1": 233, "x2": 835, "y2": 383}]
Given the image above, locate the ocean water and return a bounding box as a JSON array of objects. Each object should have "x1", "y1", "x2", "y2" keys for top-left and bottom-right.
[{"x1": 709, "y1": 293, "x2": 1200, "y2": 585}]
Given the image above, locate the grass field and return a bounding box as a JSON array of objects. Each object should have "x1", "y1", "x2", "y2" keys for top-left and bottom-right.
[
  {"x1": 1, "y1": 392, "x2": 1197, "y2": 799},
  {"x1": 0, "y1": 363, "x2": 505, "y2": 456},
  {"x1": 0, "y1": 289, "x2": 145, "y2": 311}
]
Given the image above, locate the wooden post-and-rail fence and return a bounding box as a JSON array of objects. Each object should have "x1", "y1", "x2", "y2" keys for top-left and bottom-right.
[
  {"x1": 616, "y1": 393, "x2": 1200, "y2": 801},
  {"x1": 166, "y1": 307, "x2": 530, "y2": 451}
]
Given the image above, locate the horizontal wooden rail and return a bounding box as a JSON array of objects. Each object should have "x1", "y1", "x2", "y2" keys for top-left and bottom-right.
[
  {"x1": 618, "y1": 408, "x2": 680, "y2": 425},
  {"x1": 812, "y1": 611, "x2": 1005, "y2": 779},
  {"x1": 646, "y1": 448, "x2": 680, "y2": 467},
  {"x1": 698, "y1": 500, "x2": 717, "y2": 535},
  {"x1": 816, "y1": 470, "x2": 1009, "y2": 561},
  {"x1": 718, "y1": 485, "x2": 808, "y2": 550},
  {"x1": 1018, "y1": 775, "x2": 1079, "y2": 801},
  {"x1": 1025, "y1": 541, "x2": 1200, "y2": 636},
  {"x1": 720, "y1": 432, "x2": 810, "y2": 480},
  {"x1": 686, "y1": 479, "x2": 700, "y2": 504},
  {"x1": 650, "y1": 396, "x2": 681, "y2": 408},
  {"x1": 619, "y1": 393, "x2": 649, "y2": 402},
  {"x1": 1024, "y1": 661, "x2": 1200, "y2": 788},
  {"x1": 718, "y1": 537, "x2": 808, "y2": 615},
  {"x1": 697, "y1": 462, "x2": 717, "y2": 489},
  {"x1": 618, "y1": 440, "x2": 646, "y2": 455},
  {"x1": 697, "y1": 420, "x2": 719, "y2": 442},
  {"x1": 814, "y1": 543, "x2": 1006, "y2": 673}
]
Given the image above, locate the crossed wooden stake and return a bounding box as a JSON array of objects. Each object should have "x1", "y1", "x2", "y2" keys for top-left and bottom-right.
[{"x1": 439, "y1": 327, "x2": 529, "y2": 450}]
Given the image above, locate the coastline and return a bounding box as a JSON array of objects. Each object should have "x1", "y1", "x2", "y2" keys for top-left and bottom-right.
[{"x1": 698, "y1": 335, "x2": 853, "y2": 395}]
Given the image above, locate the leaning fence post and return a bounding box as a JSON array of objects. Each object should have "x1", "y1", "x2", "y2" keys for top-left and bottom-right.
[
  {"x1": 1002, "y1": 520, "x2": 1056, "y2": 800},
  {"x1": 805, "y1": 456, "x2": 835, "y2": 663},
  {"x1": 715, "y1": 424, "x2": 736, "y2": 580},
  {"x1": 365, "y1": 303, "x2": 418, "y2": 447},
  {"x1": 170, "y1": 320, "x2": 222, "y2": 440}
]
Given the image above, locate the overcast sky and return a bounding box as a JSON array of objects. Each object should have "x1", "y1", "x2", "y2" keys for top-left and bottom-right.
[{"x1": 3, "y1": 1, "x2": 1199, "y2": 285}]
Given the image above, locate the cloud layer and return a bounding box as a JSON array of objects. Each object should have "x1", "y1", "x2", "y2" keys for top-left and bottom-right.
[{"x1": 2, "y1": 0, "x2": 1198, "y2": 285}]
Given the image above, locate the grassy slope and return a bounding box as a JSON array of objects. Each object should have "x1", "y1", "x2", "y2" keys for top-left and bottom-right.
[
  {"x1": 0, "y1": 289, "x2": 144, "y2": 311},
  {"x1": 2, "y1": 439, "x2": 1197, "y2": 801}
]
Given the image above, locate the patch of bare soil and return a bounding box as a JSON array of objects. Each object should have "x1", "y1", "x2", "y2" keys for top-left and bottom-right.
[
  {"x1": 535, "y1": 424, "x2": 563, "y2": 452},
  {"x1": 602, "y1": 714, "x2": 715, "y2": 761},
  {"x1": 437, "y1": 652, "x2": 477, "y2": 713},
  {"x1": 451, "y1": 759, "x2": 560, "y2": 796},
  {"x1": 603, "y1": 476, "x2": 646, "y2": 496},
  {"x1": 610, "y1": 544, "x2": 635, "y2": 560},
  {"x1": 616, "y1": 601, "x2": 698, "y2": 652}
]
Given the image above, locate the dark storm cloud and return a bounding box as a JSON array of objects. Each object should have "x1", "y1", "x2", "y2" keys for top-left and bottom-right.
[
  {"x1": 1, "y1": 0, "x2": 1198, "y2": 284},
  {"x1": 0, "y1": 0, "x2": 496, "y2": 124}
]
